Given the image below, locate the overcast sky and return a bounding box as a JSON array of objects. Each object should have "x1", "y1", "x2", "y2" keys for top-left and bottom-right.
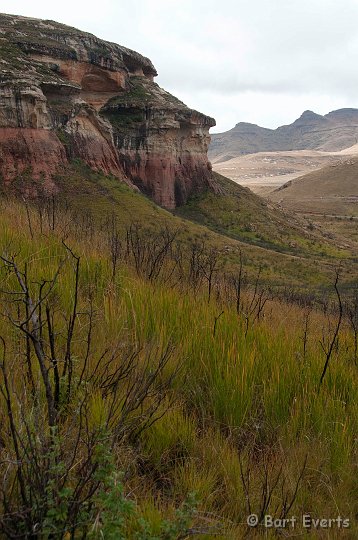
[{"x1": 2, "y1": 0, "x2": 358, "y2": 132}]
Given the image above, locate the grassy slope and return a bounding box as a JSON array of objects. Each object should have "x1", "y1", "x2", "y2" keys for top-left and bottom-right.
[
  {"x1": 5, "y1": 162, "x2": 357, "y2": 294},
  {"x1": 176, "y1": 173, "x2": 346, "y2": 254},
  {"x1": 269, "y1": 158, "x2": 358, "y2": 217},
  {"x1": 0, "y1": 198, "x2": 356, "y2": 538},
  {"x1": 63, "y1": 165, "x2": 358, "y2": 289},
  {"x1": 266, "y1": 159, "x2": 358, "y2": 260},
  {"x1": 175, "y1": 172, "x2": 358, "y2": 291}
]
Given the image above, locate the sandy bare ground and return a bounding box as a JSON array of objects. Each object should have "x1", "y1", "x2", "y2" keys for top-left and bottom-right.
[{"x1": 212, "y1": 146, "x2": 358, "y2": 196}]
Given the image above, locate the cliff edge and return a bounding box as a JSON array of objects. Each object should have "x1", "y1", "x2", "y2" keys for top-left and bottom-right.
[{"x1": 0, "y1": 13, "x2": 215, "y2": 208}]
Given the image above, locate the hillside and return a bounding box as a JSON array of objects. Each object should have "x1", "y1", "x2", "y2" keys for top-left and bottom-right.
[
  {"x1": 255, "y1": 158, "x2": 358, "y2": 257},
  {"x1": 269, "y1": 158, "x2": 358, "y2": 217},
  {"x1": 3, "y1": 161, "x2": 357, "y2": 297},
  {"x1": 209, "y1": 108, "x2": 358, "y2": 163},
  {"x1": 0, "y1": 192, "x2": 357, "y2": 538}
]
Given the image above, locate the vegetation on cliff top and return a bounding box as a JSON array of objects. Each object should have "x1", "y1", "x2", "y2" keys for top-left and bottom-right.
[
  {"x1": 0, "y1": 12, "x2": 157, "y2": 76},
  {"x1": 104, "y1": 76, "x2": 187, "y2": 111},
  {"x1": 0, "y1": 33, "x2": 75, "y2": 85}
]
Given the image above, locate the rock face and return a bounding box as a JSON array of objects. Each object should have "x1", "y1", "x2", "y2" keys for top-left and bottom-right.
[
  {"x1": 210, "y1": 109, "x2": 358, "y2": 163},
  {"x1": 0, "y1": 13, "x2": 215, "y2": 207}
]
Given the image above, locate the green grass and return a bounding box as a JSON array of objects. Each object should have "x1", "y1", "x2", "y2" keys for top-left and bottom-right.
[
  {"x1": 39, "y1": 162, "x2": 355, "y2": 295},
  {"x1": 2, "y1": 160, "x2": 358, "y2": 300},
  {"x1": 176, "y1": 173, "x2": 353, "y2": 258},
  {"x1": 0, "y1": 40, "x2": 26, "y2": 69},
  {"x1": 0, "y1": 197, "x2": 357, "y2": 537},
  {"x1": 103, "y1": 108, "x2": 145, "y2": 130}
]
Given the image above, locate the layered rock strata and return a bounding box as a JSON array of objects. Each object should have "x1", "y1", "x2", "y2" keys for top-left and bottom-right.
[{"x1": 0, "y1": 13, "x2": 215, "y2": 207}]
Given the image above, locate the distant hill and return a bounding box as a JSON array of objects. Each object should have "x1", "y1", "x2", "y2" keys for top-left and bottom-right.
[
  {"x1": 269, "y1": 158, "x2": 358, "y2": 217},
  {"x1": 209, "y1": 109, "x2": 358, "y2": 163}
]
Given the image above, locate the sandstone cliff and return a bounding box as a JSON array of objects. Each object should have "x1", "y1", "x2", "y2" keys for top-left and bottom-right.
[{"x1": 0, "y1": 13, "x2": 215, "y2": 208}]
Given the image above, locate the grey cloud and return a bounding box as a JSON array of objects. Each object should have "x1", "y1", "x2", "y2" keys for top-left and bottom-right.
[{"x1": 3, "y1": 0, "x2": 358, "y2": 131}]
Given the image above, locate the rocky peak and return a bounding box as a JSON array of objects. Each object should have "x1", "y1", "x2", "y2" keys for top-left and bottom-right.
[
  {"x1": 232, "y1": 122, "x2": 271, "y2": 133},
  {"x1": 0, "y1": 13, "x2": 215, "y2": 208},
  {"x1": 292, "y1": 110, "x2": 324, "y2": 126},
  {"x1": 300, "y1": 110, "x2": 321, "y2": 119}
]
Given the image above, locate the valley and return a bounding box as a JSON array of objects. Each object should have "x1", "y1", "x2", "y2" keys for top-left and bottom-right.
[
  {"x1": 212, "y1": 148, "x2": 344, "y2": 195},
  {"x1": 211, "y1": 115, "x2": 358, "y2": 254},
  {"x1": 213, "y1": 145, "x2": 358, "y2": 197},
  {"x1": 0, "y1": 11, "x2": 357, "y2": 540}
]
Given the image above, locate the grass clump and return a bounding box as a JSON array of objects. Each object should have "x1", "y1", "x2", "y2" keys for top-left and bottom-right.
[{"x1": 0, "y1": 191, "x2": 356, "y2": 537}]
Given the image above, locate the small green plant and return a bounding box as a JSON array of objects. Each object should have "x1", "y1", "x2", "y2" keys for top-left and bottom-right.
[
  {"x1": 56, "y1": 129, "x2": 71, "y2": 146},
  {"x1": 90, "y1": 439, "x2": 197, "y2": 539}
]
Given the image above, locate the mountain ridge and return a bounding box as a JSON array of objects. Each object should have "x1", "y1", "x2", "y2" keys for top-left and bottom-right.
[{"x1": 209, "y1": 108, "x2": 358, "y2": 163}]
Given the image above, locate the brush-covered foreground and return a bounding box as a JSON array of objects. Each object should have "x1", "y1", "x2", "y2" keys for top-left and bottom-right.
[
  {"x1": 4, "y1": 163, "x2": 358, "y2": 295},
  {"x1": 0, "y1": 194, "x2": 357, "y2": 539}
]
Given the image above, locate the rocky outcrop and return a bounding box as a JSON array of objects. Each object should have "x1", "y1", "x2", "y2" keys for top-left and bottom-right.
[
  {"x1": 102, "y1": 76, "x2": 214, "y2": 207},
  {"x1": 0, "y1": 13, "x2": 215, "y2": 207}
]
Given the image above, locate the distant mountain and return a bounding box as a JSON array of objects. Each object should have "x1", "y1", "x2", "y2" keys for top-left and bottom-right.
[{"x1": 209, "y1": 109, "x2": 358, "y2": 163}]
